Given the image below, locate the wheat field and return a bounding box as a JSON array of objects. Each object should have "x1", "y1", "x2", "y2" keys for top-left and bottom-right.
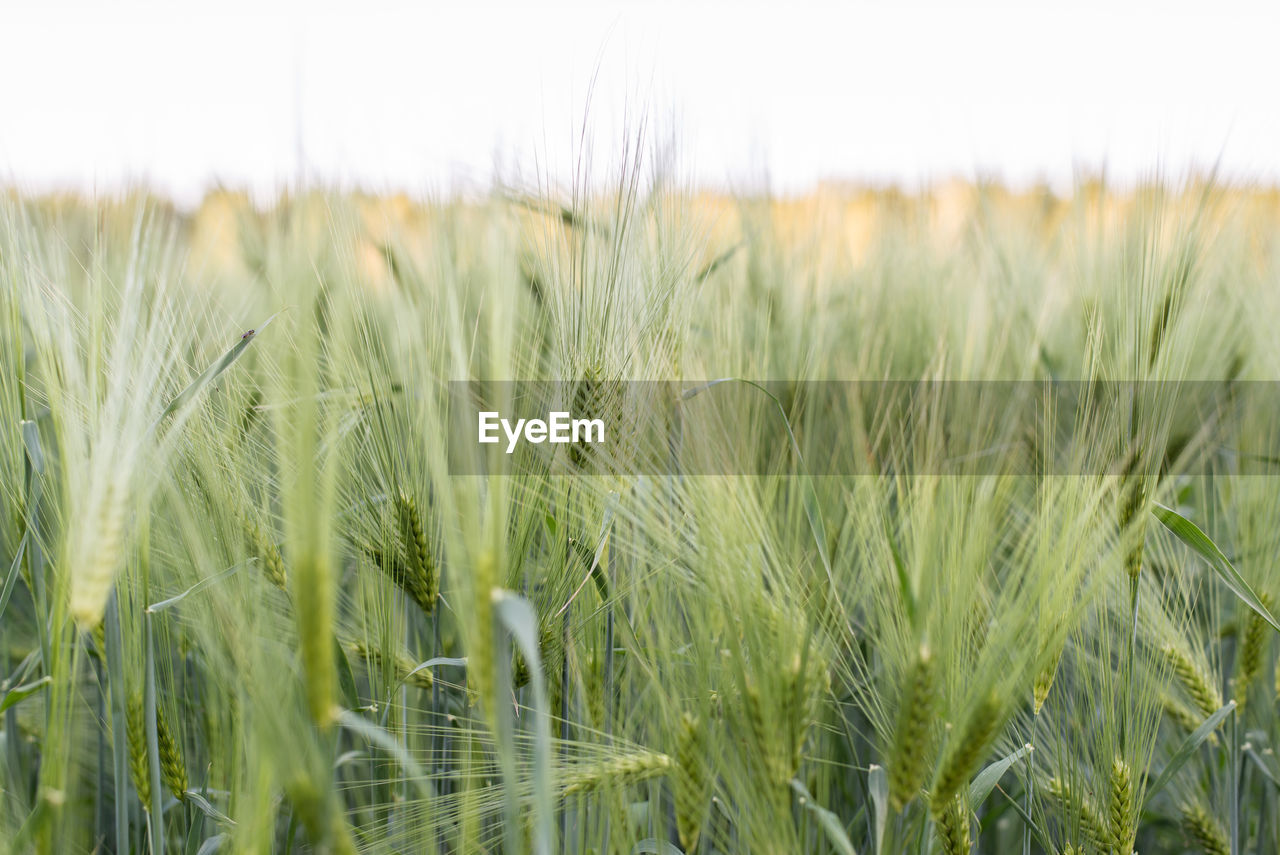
[{"x1": 2, "y1": 170, "x2": 1280, "y2": 854}]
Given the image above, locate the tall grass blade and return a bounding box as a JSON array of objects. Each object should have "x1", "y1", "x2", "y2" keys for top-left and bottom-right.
[
  {"x1": 790, "y1": 779, "x2": 858, "y2": 855},
  {"x1": 151, "y1": 310, "x2": 284, "y2": 431},
  {"x1": 195, "y1": 834, "x2": 227, "y2": 855},
  {"x1": 105, "y1": 594, "x2": 129, "y2": 855},
  {"x1": 20, "y1": 420, "x2": 44, "y2": 474},
  {"x1": 495, "y1": 591, "x2": 554, "y2": 855},
  {"x1": 336, "y1": 710, "x2": 432, "y2": 799},
  {"x1": 868, "y1": 764, "x2": 888, "y2": 855},
  {"x1": 1151, "y1": 503, "x2": 1280, "y2": 632},
  {"x1": 0, "y1": 535, "x2": 26, "y2": 623},
  {"x1": 144, "y1": 612, "x2": 164, "y2": 852},
  {"x1": 0, "y1": 676, "x2": 51, "y2": 714},
  {"x1": 147, "y1": 563, "x2": 243, "y2": 613},
  {"x1": 333, "y1": 637, "x2": 359, "y2": 712},
  {"x1": 1146, "y1": 700, "x2": 1235, "y2": 803},
  {"x1": 969, "y1": 744, "x2": 1034, "y2": 810},
  {"x1": 183, "y1": 791, "x2": 236, "y2": 827}
]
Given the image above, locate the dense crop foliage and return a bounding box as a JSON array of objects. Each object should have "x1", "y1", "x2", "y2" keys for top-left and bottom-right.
[{"x1": 3, "y1": 172, "x2": 1280, "y2": 853}]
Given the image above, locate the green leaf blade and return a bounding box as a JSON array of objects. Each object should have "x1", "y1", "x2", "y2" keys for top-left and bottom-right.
[{"x1": 1151, "y1": 502, "x2": 1280, "y2": 633}]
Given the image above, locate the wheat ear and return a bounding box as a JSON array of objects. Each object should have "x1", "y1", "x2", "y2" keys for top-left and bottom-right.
[
  {"x1": 935, "y1": 792, "x2": 971, "y2": 855},
  {"x1": 1046, "y1": 777, "x2": 1111, "y2": 852},
  {"x1": 561, "y1": 750, "x2": 673, "y2": 796},
  {"x1": 1234, "y1": 592, "x2": 1272, "y2": 708},
  {"x1": 125, "y1": 691, "x2": 151, "y2": 810},
  {"x1": 675, "y1": 712, "x2": 711, "y2": 851},
  {"x1": 395, "y1": 490, "x2": 438, "y2": 613},
  {"x1": 244, "y1": 513, "x2": 287, "y2": 589},
  {"x1": 888, "y1": 645, "x2": 937, "y2": 811},
  {"x1": 350, "y1": 640, "x2": 433, "y2": 690},
  {"x1": 1161, "y1": 642, "x2": 1222, "y2": 718},
  {"x1": 156, "y1": 705, "x2": 188, "y2": 800},
  {"x1": 1108, "y1": 757, "x2": 1134, "y2": 854},
  {"x1": 1179, "y1": 800, "x2": 1229, "y2": 855},
  {"x1": 932, "y1": 693, "x2": 1002, "y2": 806}
]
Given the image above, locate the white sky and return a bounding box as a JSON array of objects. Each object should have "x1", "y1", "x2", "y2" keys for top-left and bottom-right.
[{"x1": 1, "y1": 1, "x2": 1278, "y2": 206}]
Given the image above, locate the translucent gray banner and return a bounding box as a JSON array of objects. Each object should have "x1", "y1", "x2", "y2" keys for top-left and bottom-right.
[{"x1": 445, "y1": 380, "x2": 1280, "y2": 476}]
